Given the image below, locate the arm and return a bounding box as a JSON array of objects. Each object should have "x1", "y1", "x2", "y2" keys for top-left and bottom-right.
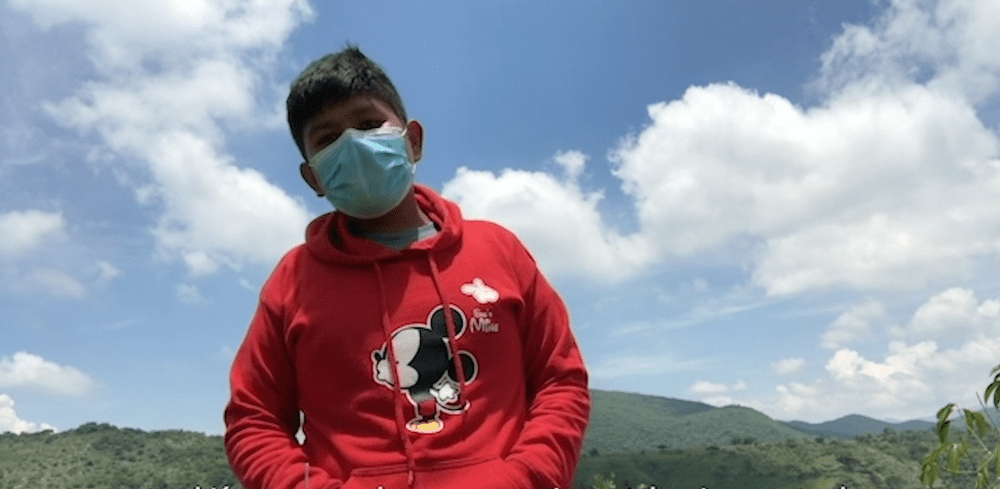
[
  {"x1": 504, "y1": 240, "x2": 591, "y2": 489},
  {"x1": 224, "y1": 288, "x2": 342, "y2": 489}
]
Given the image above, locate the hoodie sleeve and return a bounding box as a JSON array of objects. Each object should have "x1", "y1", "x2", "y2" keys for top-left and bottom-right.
[
  {"x1": 503, "y1": 237, "x2": 591, "y2": 489},
  {"x1": 224, "y1": 262, "x2": 343, "y2": 489}
]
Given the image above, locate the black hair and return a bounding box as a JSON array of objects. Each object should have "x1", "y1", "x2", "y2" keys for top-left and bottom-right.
[{"x1": 286, "y1": 45, "x2": 407, "y2": 158}]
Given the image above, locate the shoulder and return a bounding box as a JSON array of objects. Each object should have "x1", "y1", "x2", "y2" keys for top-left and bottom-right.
[
  {"x1": 272, "y1": 243, "x2": 311, "y2": 274},
  {"x1": 463, "y1": 219, "x2": 523, "y2": 247},
  {"x1": 259, "y1": 243, "x2": 312, "y2": 304},
  {"x1": 460, "y1": 219, "x2": 540, "y2": 274}
]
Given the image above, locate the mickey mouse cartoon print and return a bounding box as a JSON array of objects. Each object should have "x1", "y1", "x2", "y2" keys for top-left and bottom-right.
[{"x1": 371, "y1": 305, "x2": 478, "y2": 434}]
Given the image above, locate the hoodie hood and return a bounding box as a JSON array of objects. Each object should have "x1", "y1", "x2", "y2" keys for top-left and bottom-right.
[
  {"x1": 304, "y1": 184, "x2": 463, "y2": 265},
  {"x1": 301, "y1": 184, "x2": 469, "y2": 488},
  {"x1": 225, "y1": 179, "x2": 590, "y2": 489}
]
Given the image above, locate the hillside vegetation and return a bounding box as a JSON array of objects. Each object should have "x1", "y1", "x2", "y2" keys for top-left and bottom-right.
[
  {"x1": 0, "y1": 423, "x2": 239, "y2": 489},
  {"x1": 579, "y1": 435, "x2": 929, "y2": 489},
  {"x1": 0, "y1": 389, "x2": 955, "y2": 489}
]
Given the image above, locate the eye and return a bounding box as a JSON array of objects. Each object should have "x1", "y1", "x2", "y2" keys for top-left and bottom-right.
[
  {"x1": 357, "y1": 119, "x2": 386, "y2": 130},
  {"x1": 311, "y1": 131, "x2": 339, "y2": 151}
]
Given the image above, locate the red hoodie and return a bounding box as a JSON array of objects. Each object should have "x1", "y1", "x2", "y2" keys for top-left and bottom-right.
[{"x1": 225, "y1": 185, "x2": 590, "y2": 489}]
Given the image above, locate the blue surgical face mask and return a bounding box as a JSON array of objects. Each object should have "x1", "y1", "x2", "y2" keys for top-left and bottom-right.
[{"x1": 307, "y1": 126, "x2": 415, "y2": 219}]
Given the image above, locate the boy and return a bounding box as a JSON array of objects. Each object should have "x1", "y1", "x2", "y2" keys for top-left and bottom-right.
[{"x1": 224, "y1": 46, "x2": 590, "y2": 489}]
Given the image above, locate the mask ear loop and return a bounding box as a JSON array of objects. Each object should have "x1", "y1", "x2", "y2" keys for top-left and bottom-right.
[{"x1": 403, "y1": 130, "x2": 417, "y2": 167}]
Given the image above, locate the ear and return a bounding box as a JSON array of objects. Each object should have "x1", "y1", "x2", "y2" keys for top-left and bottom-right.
[
  {"x1": 300, "y1": 162, "x2": 325, "y2": 197},
  {"x1": 405, "y1": 119, "x2": 424, "y2": 163}
]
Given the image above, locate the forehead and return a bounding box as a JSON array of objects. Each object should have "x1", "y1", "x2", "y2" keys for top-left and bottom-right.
[{"x1": 303, "y1": 96, "x2": 401, "y2": 135}]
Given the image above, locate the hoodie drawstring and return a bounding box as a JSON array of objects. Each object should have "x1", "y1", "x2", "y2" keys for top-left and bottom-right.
[
  {"x1": 427, "y1": 257, "x2": 469, "y2": 392},
  {"x1": 373, "y1": 252, "x2": 468, "y2": 489},
  {"x1": 373, "y1": 262, "x2": 418, "y2": 488}
]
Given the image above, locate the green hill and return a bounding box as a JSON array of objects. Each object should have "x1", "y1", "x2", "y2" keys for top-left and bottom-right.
[
  {"x1": 667, "y1": 405, "x2": 812, "y2": 447},
  {"x1": 785, "y1": 414, "x2": 935, "y2": 439},
  {"x1": 583, "y1": 389, "x2": 716, "y2": 454},
  {"x1": 585, "y1": 391, "x2": 809, "y2": 454},
  {"x1": 584, "y1": 389, "x2": 938, "y2": 455},
  {"x1": 0, "y1": 422, "x2": 240, "y2": 489}
]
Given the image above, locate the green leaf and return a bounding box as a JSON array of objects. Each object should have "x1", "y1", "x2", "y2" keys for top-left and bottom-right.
[
  {"x1": 985, "y1": 380, "x2": 1000, "y2": 408},
  {"x1": 947, "y1": 442, "x2": 969, "y2": 475},
  {"x1": 921, "y1": 460, "x2": 940, "y2": 487},
  {"x1": 987, "y1": 378, "x2": 1000, "y2": 409},
  {"x1": 939, "y1": 419, "x2": 952, "y2": 444},
  {"x1": 923, "y1": 445, "x2": 947, "y2": 467},
  {"x1": 939, "y1": 403, "x2": 957, "y2": 423},
  {"x1": 965, "y1": 410, "x2": 990, "y2": 438}
]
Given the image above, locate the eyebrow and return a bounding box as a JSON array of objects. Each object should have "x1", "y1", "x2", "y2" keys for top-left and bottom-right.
[
  {"x1": 305, "y1": 105, "x2": 385, "y2": 139},
  {"x1": 305, "y1": 121, "x2": 341, "y2": 139}
]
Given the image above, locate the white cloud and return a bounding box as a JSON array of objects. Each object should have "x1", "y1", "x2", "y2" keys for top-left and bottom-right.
[
  {"x1": 819, "y1": 0, "x2": 1000, "y2": 104},
  {"x1": 176, "y1": 283, "x2": 206, "y2": 305},
  {"x1": 821, "y1": 300, "x2": 887, "y2": 349},
  {"x1": 0, "y1": 267, "x2": 87, "y2": 299},
  {"x1": 0, "y1": 210, "x2": 89, "y2": 297},
  {"x1": 772, "y1": 357, "x2": 806, "y2": 376},
  {"x1": 0, "y1": 352, "x2": 96, "y2": 397},
  {"x1": 907, "y1": 287, "x2": 1000, "y2": 337},
  {"x1": 689, "y1": 380, "x2": 730, "y2": 395},
  {"x1": 689, "y1": 379, "x2": 748, "y2": 406},
  {"x1": 824, "y1": 343, "x2": 935, "y2": 406},
  {"x1": 9, "y1": 0, "x2": 313, "y2": 275},
  {"x1": 145, "y1": 131, "x2": 311, "y2": 275},
  {"x1": 0, "y1": 210, "x2": 65, "y2": 258},
  {"x1": 443, "y1": 167, "x2": 651, "y2": 281},
  {"x1": 701, "y1": 396, "x2": 738, "y2": 407},
  {"x1": 7, "y1": 0, "x2": 312, "y2": 72},
  {"x1": 614, "y1": 82, "x2": 1000, "y2": 295},
  {"x1": 553, "y1": 150, "x2": 588, "y2": 181},
  {"x1": 689, "y1": 379, "x2": 748, "y2": 395},
  {"x1": 23, "y1": 268, "x2": 87, "y2": 299},
  {"x1": 442, "y1": 0, "x2": 1000, "y2": 295},
  {"x1": 771, "y1": 382, "x2": 822, "y2": 416},
  {"x1": 95, "y1": 261, "x2": 120, "y2": 282},
  {"x1": 758, "y1": 287, "x2": 1000, "y2": 422},
  {"x1": 0, "y1": 394, "x2": 55, "y2": 434}
]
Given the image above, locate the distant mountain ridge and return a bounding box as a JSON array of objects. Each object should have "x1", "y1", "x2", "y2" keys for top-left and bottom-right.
[
  {"x1": 584, "y1": 389, "x2": 935, "y2": 454},
  {"x1": 785, "y1": 414, "x2": 935, "y2": 439}
]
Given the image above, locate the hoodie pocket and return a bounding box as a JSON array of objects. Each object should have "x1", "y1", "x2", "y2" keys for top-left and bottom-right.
[
  {"x1": 341, "y1": 464, "x2": 409, "y2": 489},
  {"x1": 418, "y1": 458, "x2": 526, "y2": 489},
  {"x1": 341, "y1": 458, "x2": 528, "y2": 489},
  {"x1": 341, "y1": 469, "x2": 406, "y2": 489}
]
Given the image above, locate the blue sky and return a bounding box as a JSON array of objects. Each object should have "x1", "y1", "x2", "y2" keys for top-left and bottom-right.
[{"x1": 3, "y1": 0, "x2": 1000, "y2": 435}]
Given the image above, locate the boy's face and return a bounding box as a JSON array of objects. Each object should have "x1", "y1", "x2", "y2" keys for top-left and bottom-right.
[{"x1": 299, "y1": 95, "x2": 423, "y2": 197}]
